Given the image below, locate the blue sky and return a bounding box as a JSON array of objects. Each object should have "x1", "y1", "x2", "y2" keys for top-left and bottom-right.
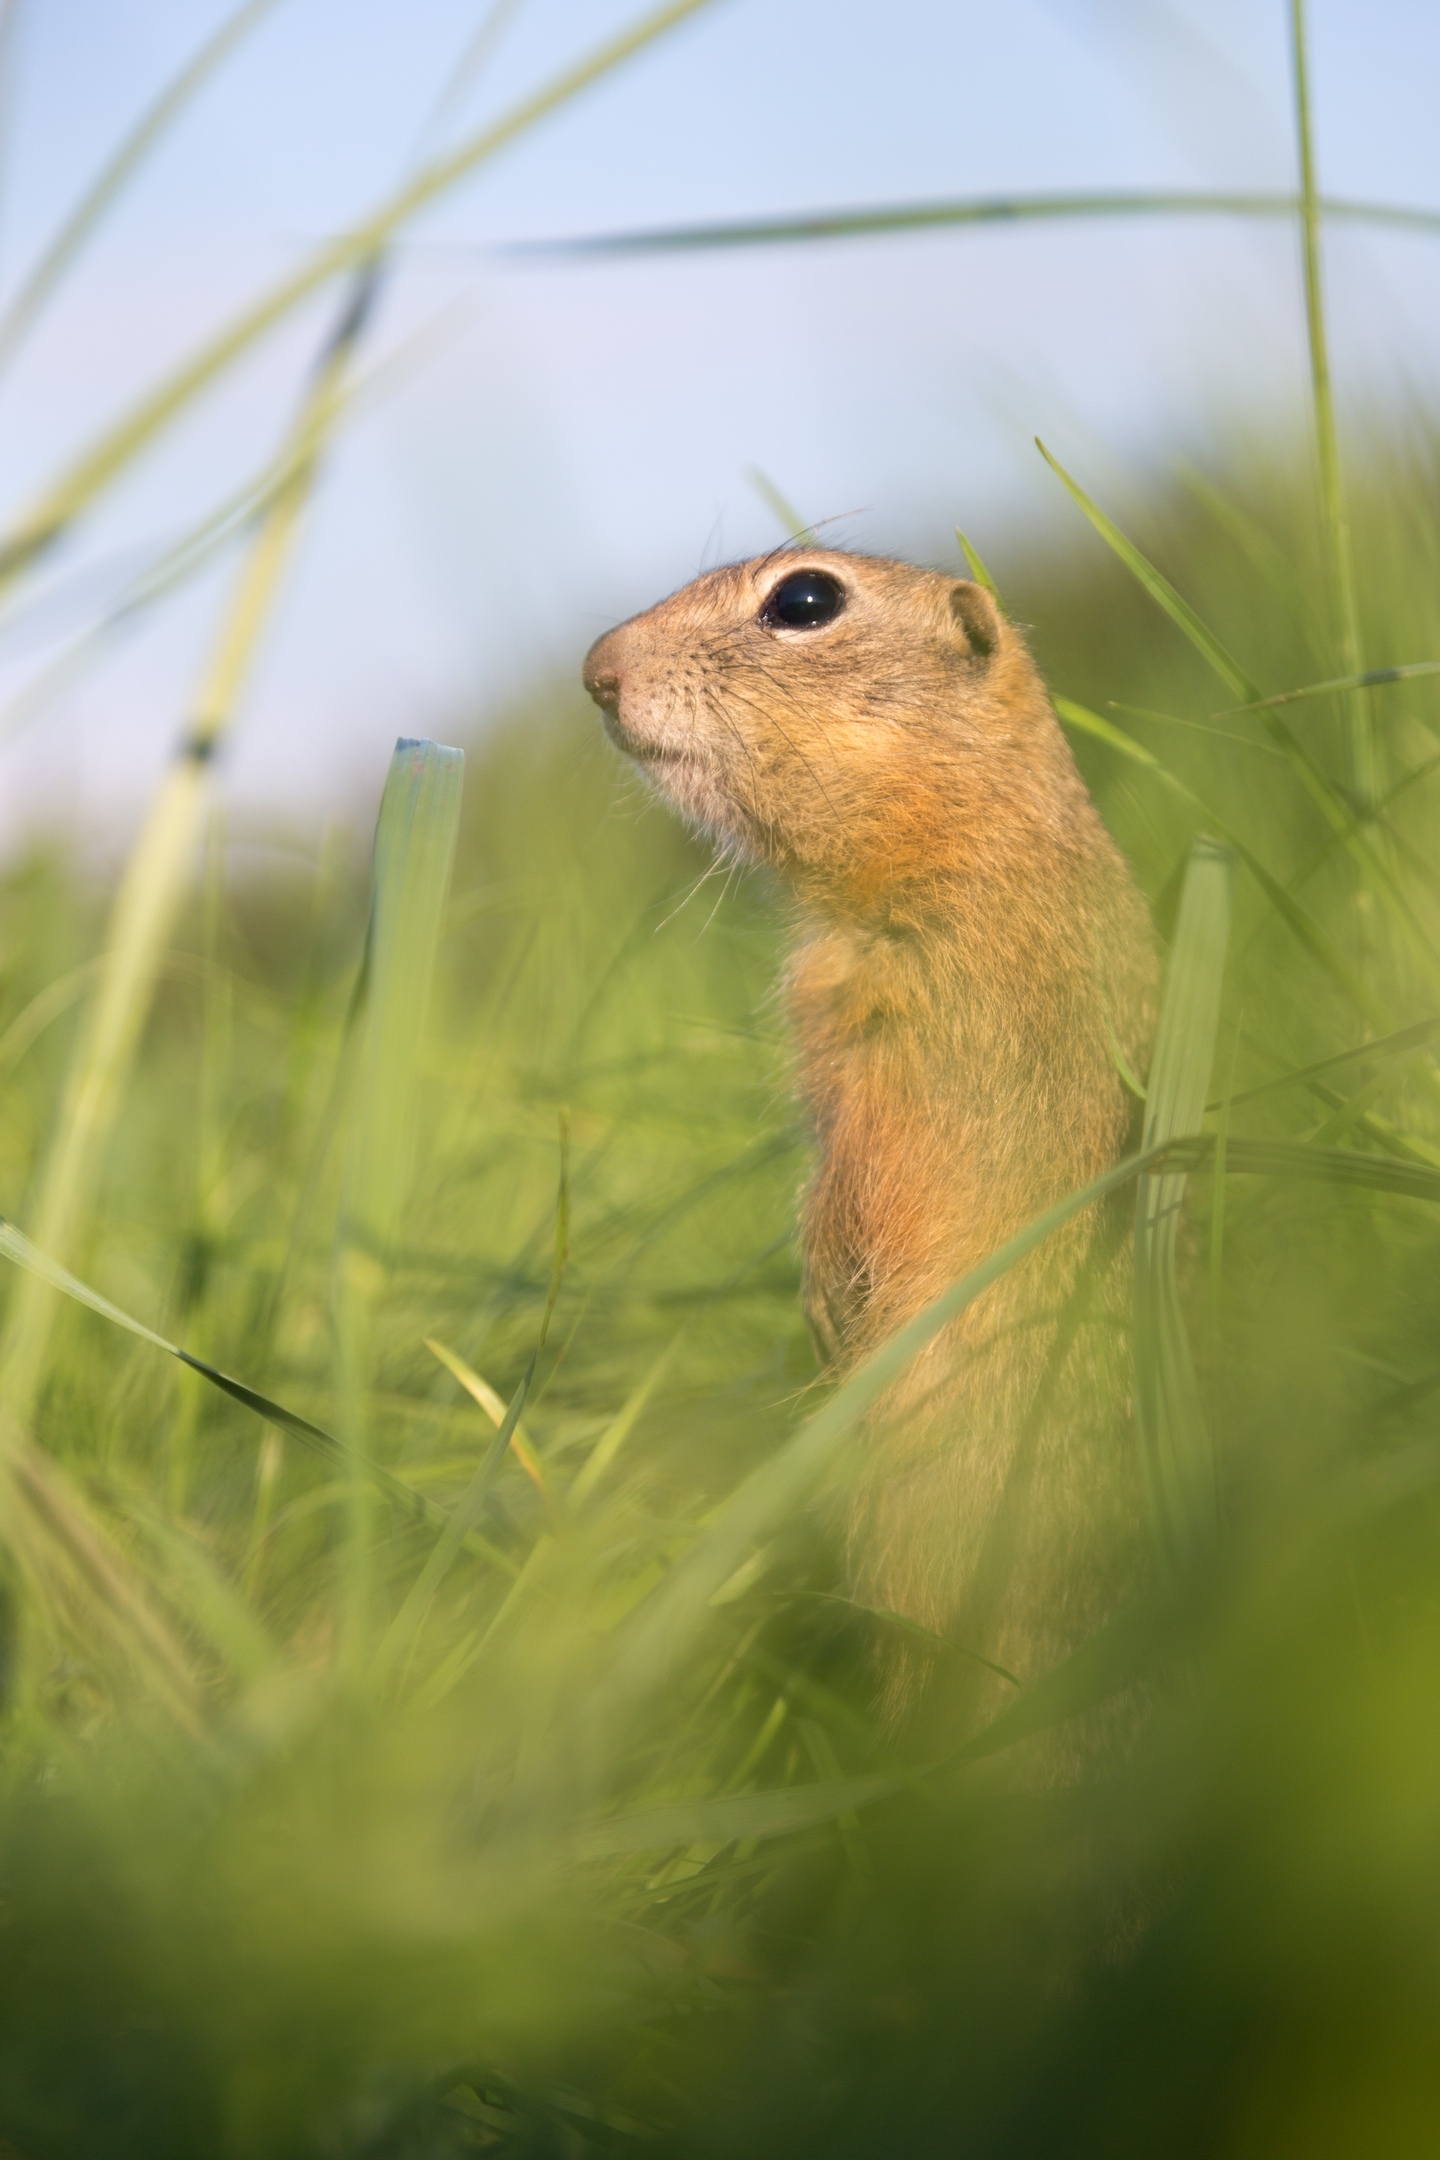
[{"x1": 0, "y1": 0, "x2": 1437, "y2": 850}]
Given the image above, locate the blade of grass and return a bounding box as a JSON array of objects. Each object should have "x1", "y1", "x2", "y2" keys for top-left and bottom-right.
[
  {"x1": 1036, "y1": 442, "x2": 1255, "y2": 700},
  {"x1": 577, "y1": 1773, "x2": 904, "y2": 1857},
  {"x1": 1135, "y1": 838, "x2": 1233, "y2": 1570},
  {"x1": 0, "y1": 0, "x2": 286, "y2": 377},
  {"x1": 115, "y1": 1492, "x2": 277, "y2": 1686},
  {"x1": 411, "y1": 0, "x2": 527, "y2": 164},
  {"x1": 1226, "y1": 661, "x2": 1440, "y2": 712},
  {"x1": 425, "y1": 1335, "x2": 552, "y2": 1512},
  {"x1": 1161, "y1": 1136, "x2": 1440, "y2": 1203},
  {"x1": 513, "y1": 189, "x2": 1440, "y2": 258},
  {"x1": 1289, "y1": 0, "x2": 1371, "y2": 802},
  {"x1": 570, "y1": 1331, "x2": 683, "y2": 1507},
  {"x1": 0, "y1": 1426, "x2": 203, "y2": 1729},
  {"x1": 334, "y1": 736, "x2": 465, "y2": 1665},
  {"x1": 0, "y1": 290, "x2": 470, "y2": 754},
  {"x1": 1109, "y1": 702, "x2": 1287, "y2": 760},
  {"x1": 1036, "y1": 438, "x2": 1425, "y2": 950},
  {"x1": 746, "y1": 468, "x2": 815, "y2": 546},
  {"x1": 0, "y1": 270, "x2": 375, "y2": 1424},
  {"x1": 0, "y1": 0, "x2": 724, "y2": 593},
  {"x1": 1210, "y1": 1012, "x2": 1242, "y2": 1311},
  {"x1": 0, "y1": 1212, "x2": 514, "y2": 1568},
  {"x1": 955, "y1": 528, "x2": 1002, "y2": 605},
  {"x1": 1209, "y1": 1015, "x2": 1440, "y2": 1112},
  {"x1": 372, "y1": 1359, "x2": 534, "y2": 1685},
  {"x1": 1055, "y1": 697, "x2": 1384, "y2": 1027}
]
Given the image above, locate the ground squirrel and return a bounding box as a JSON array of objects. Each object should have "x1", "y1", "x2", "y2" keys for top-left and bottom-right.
[{"x1": 584, "y1": 550, "x2": 1158, "y2": 1729}]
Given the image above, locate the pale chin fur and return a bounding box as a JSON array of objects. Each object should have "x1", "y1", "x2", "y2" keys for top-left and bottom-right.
[
  {"x1": 638, "y1": 744, "x2": 755, "y2": 855},
  {"x1": 613, "y1": 713, "x2": 758, "y2": 859},
  {"x1": 617, "y1": 725, "x2": 759, "y2": 859}
]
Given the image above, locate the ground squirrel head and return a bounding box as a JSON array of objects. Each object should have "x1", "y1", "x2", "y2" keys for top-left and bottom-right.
[{"x1": 583, "y1": 548, "x2": 1092, "y2": 919}]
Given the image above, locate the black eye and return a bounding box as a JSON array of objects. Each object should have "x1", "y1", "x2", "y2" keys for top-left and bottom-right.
[{"x1": 760, "y1": 569, "x2": 846, "y2": 630}]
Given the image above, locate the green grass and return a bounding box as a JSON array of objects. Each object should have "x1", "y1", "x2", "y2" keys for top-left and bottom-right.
[
  {"x1": 0, "y1": 426, "x2": 1439, "y2": 2153},
  {"x1": 3, "y1": 3, "x2": 1440, "y2": 2151}
]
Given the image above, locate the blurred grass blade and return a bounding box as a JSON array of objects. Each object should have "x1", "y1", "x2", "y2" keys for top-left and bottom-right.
[
  {"x1": 570, "y1": 1333, "x2": 683, "y2": 1507},
  {"x1": 339, "y1": 738, "x2": 464, "y2": 1261},
  {"x1": 1162, "y1": 1135, "x2": 1440, "y2": 1204},
  {"x1": 955, "y1": 528, "x2": 1001, "y2": 604},
  {"x1": 335, "y1": 736, "x2": 465, "y2": 1661},
  {"x1": 1212, "y1": 1015, "x2": 1440, "y2": 1112},
  {"x1": 116, "y1": 1494, "x2": 277, "y2": 1685},
  {"x1": 1040, "y1": 448, "x2": 1429, "y2": 959},
  {"x1": 0, "y1": 1424, "x2": 203, "y2": 1728},
  {"x1": 0, "y1": 1212, "x2": 514, "y2": 1565},
  {"x1": 1210, "y1": 1015, "x2": 1241, "y2": 1307},
  {"x1": 1136, "y1": 839, "x2": 1234, "y2": 1570},
  {"x1": 578, "y1": 1774, "x2": 903, "y2": 1857},
  {"x1": 373, "y1": 1359, "x2": 534, "y2": 1681},
  {"x1": 413, "y1": 0, "x2": 528, "y2": 162},
  {"x1": 0, "y1": 0, "x2": 285, "y2": 377},
  {"x1": 1055, "y1": 698, "x2": 1382, "y2": 1027},
  {"x1": 0, "y1": 301, "x2": 462, "y2": 753},
  {"x1": 1037, "y1": 441, "x2": 1255, "y2": 701},
  {"x1": 1289, "y1": 0, "x2": 1370, "y2": 802},
  {"x1": 0, "y1": 272, "x2": 374, "y2": 1423},
  {"x1": 1226, "y1": 660, "x2": 1440, "y2": 713},
  {"x1": 425, "y1": 1335, "x2": 550, "y2": 1505},
  {"x1": 0, "y1": 0, "x2": 723, "y2": 593},
  {"x1": 536, "y1": 1109, "x2": 571, "y2": 1359},
  {"x1": 515, "y1": 189, "x2": 1440, "y2": 257},
  {"x1": 746, "y1": 468, "x2": 815, "y2": 545},
  {"x1": 947, "y1": 1576, "x2": 1196, "y2": 1769}
]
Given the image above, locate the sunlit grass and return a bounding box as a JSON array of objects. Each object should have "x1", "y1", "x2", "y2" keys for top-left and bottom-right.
[{"x1": 1, "y1": 0, "x2": 1439, "y2": 2151}]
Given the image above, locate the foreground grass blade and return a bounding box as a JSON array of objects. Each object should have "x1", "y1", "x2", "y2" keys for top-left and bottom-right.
[
  {"x1": 0, "y1": 1214, "x2": 512, "y2": 1567},
  {"x1": 339, "y1": 738, "x2": 464, "y2": 1262},
  {"x1": 1054, "y1": 697, "x2": 1382, "y2": 1027},
  {"x1": 1037, "y1": 442, "x2": 1255, "y2": 701},
  {"x1": 0, "y1": 0, "x2": 285, "y2": 376},
  {"x1": 0, "y1": 0, "x2": 723, "y2": 592},
  {"x1": 1041, "y1": 449, "x2": 1432, "y2": 966},
  {"x1": 0, "y1": 298, "x2": 456, "y2": 771},
  {"x1": 1161, "y1": 1135, "x2": 1440, "y2": 1203},
  {"x1": 0, "y1": 273, "x2": 374, "y2": 1424},
  {"x1": 1135, "y1": 839, "x2": 1234, "y2": 1570},
  {"x1": 1226, "y1": 660, "x2": 1440, "y2": 713},
  {"x1": 1289, "y1": 0, "x2": 1370, "y2": 803},
  {"x1": 335, "y1": 737, "x2": 465, "y2": 1660},
  {"x1": 513, "y1": 189, "x2": 1440, "y2": 258}
]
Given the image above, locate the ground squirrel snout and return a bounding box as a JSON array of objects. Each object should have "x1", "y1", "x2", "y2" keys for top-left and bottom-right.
[{"x1": 584, "y1": 548, "x2": 1158, "y2": 1736}]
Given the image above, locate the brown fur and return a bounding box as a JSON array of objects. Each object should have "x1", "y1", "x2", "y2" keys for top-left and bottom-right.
[{"x1": 583, "y1": 550, "x2": 1158, "y2": 1738}]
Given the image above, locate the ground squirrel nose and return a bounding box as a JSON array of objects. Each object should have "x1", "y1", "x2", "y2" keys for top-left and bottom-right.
[{"x1": 582, "y1": 633, "x2": 622, "y2": 711}]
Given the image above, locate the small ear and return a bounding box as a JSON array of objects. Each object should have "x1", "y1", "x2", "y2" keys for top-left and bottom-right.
[{"x1": 949, "y1": 580, "x2": 1000, "y2": 661}]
